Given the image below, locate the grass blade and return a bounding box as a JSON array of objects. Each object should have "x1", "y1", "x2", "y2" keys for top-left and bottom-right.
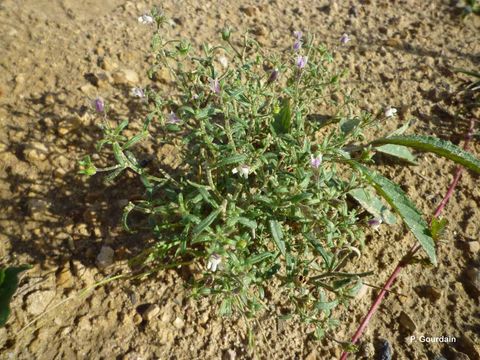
[{"x1": 269, "y1": 220, "x2": 286, "y2": 256}]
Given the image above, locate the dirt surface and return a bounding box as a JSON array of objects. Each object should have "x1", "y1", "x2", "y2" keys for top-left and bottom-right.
[{"x1": 1, "y1": 0, "x2": 479, "y2": 359}]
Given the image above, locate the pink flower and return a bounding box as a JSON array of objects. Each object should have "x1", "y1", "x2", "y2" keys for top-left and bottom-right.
[
  {"x1": 340, "y1": 33, "x2": 351, "y2": 44},
  {"x1": 267, "y1": 68, "x2": 279, "y2": 84},
  {"x1": 210, "y1": 78, "x2": 220, "y2": 94},
  {"x1": 130, "y1": 87, "x2": 145, "y2": 98},
  {"x1": 94, "y1": 98, "x2": 104, "y2": 113},
  {"x1": 296, "y1": 55, "x2": 308, "y2": 69},
  {"x1": 293, "y1": 31, "x2": 303, "y2": 51},
  {"x1": 167, "y1": 112, "x2": 180, "y2": 124},
  {"x1": 310, "y1": 154, "x2": 322, "y2": 169},
  {"x1": 368, "y1": 218, "x2": 383, "y2": 230}
]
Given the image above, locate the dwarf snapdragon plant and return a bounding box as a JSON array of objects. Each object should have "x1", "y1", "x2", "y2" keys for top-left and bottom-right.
[{"x1": 80, "y1": 9, "x2": 480, "y2": 340}]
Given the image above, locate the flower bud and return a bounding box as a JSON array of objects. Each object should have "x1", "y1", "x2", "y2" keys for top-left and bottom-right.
[
  {"x1": 267, "y1": 68, "x2": 279, "y2": 84},
  {"x1": 221, "y1": 27, "x2": 231, "y2": 41}
]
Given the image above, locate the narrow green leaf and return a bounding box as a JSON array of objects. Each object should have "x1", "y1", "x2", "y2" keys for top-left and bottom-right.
[
  {"x1": 216, "y1": 154, "x2": 248, "y2": 167},
  {"x1": 104, "y1": 167, "x2": 125, "y2": 183},
  {"x1": 348, "y1": 187, "x2": 396, "y2": 224},
  {"x1": 247, "y1": 252, "x2": 274, "y2": 265},
  {"x1": 388, "y1": 121, "x2": 411, "y2": 136},
  {"x1": 374, "y1": 144, "x2": 417, "y2": 165},
  {"x1": 372, "y1": 135, "x2": 480, "y2": 173},
  {"x1": 112, "y1": 142, "x2": 127, "y2": 167},
  {"x1": 305, "y1": 233, "x2": 333, "y2": 268},
  {"x1": 192, "y1": 207, "x2": 222, "y2": 237},
  {"x1": 122, "y1": 131, "x2": 148, "y2": 150},
  {"x1": 198, "y1": 188, "x2": 218, "y2": 209},
  {"x1": 122, "y1": 202, "x2": 136, "y2": 232},
  {"x1": 351, "y1": 162, "x2": 437, "y2": 265},
  {"x1": 269, "y1": 220, "x2": 286, "y2": 256},
  {"x1": 237, "y1": 217, "x2": 257, "y2": 229},
  {"x1": 114, "y1": 119, "x2": 129, "y2": 135},
  {"x1": 289, "y1": 193, "x2": 314, "y2": 203}
]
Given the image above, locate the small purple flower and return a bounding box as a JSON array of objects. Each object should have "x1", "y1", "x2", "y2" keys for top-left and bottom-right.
[
  {"x1": 94, "y1": 97, "x2": 104, "y2": 113},
  {"x1": 130, "y1": 87, "x2": 145, "y2": 98},
  {"x1": 267, "y1": 68, "x2": 279, "y2": 84},
  {"x1": 210, "y1": 78, "x2": 220, "y2": 94},
  {"x1": 310, "y1": 154, "x2": 323, "y2": 169},
  {"x1": 293, "y1": 31, "x2": 303, "y2": 51},
  {"x1": 340, "y1": 33, "x2": 351, "y2": 45},
  {"x1": 368, "y1": 218, "x2": 383, "y2": 230},
  {"x1": 167, "y1": 111, "x2": 181, "y2": 124},
  {"x1": 296, "y1": 55, "x2": 308, "y2": 69}
]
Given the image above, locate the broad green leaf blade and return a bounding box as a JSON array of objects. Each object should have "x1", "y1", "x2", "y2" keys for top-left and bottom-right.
[
  {"x1": 0, "y1": 265, "x2": 31, "y2": 327},
  {"x1": 348, "y1": 188, "x2": 396, "y2": 224},
  {"x1": 192, "y1": 207, "x2": 222, "y2": 237},
  {"x1": 372, "y1": 135, "x2": 480, "y2": 173},
  {"x1": 350, "y1": 162, "x2": 437, "y2": 265},
  {"x1": 269, "y1": 220, "x2": 286, "y2": 256},
  {"x1": 374, "y1": 144, "x2": 417, "y2": 165},
  {"x1": 273, "y1": 99, "x2": 292, "y2": 134}
]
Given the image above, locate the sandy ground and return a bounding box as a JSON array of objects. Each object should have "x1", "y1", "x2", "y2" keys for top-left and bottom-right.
[{"x1": 0, "y1": 0, "x2": 479, "y2": 359}]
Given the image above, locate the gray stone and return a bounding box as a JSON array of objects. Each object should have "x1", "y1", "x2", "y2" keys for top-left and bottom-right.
[{"x1": 96, "y1": 246, "x2": 114, "y2": 269}]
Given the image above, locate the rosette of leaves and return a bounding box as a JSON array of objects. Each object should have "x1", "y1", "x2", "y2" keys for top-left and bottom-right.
[{"x1": 80, "y1": 10, "x2": 480, "y2": 338}]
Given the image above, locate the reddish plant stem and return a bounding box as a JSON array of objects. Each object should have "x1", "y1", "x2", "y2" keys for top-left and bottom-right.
[{"x1": 340, "y1": 118, "x2": 476, "y2": 360}]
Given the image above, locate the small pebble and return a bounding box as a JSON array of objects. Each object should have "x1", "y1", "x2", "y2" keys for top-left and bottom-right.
[
  {"x1": 465, "y1": 268, "x2": 480, "y2": 297},
  {"x1": 112, "y1": 68, "x2": 139, "y2": 85},
  {"x1": 376, "y1": 338, "x2": 392, "y2": 360},
  {"x1": 398, "y1": 311, "x2": 417, "y2": 333},
  {"x1": 173, "y1": 317, "x2": 185, "y2": 329},
  {"x1": 466, "y1": 241, "x2": 480, "y2": 254},
  {"x1": 142, "y1": 304, "x2": 160, "y2": 321},
  {"x1": 24, "y1": 142, "x2": 49, "y2": 162},
  {"x1": 96, "y1": 246, "x2": 114, "y2": 269},
  {"x1": 415, "y1": 285, "x2": 441, "y2": 302}
]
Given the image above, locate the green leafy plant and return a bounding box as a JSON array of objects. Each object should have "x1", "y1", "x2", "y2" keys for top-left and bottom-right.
[
  {"x1": 80, "y1": 9, "x2": 480, "y2": 338},
  {"x1": 458, "y1": 0, "x2": 480, "y2": 16},
  {"x1": 0, "y1": 265, "x2": 30, "y2": 327}
]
